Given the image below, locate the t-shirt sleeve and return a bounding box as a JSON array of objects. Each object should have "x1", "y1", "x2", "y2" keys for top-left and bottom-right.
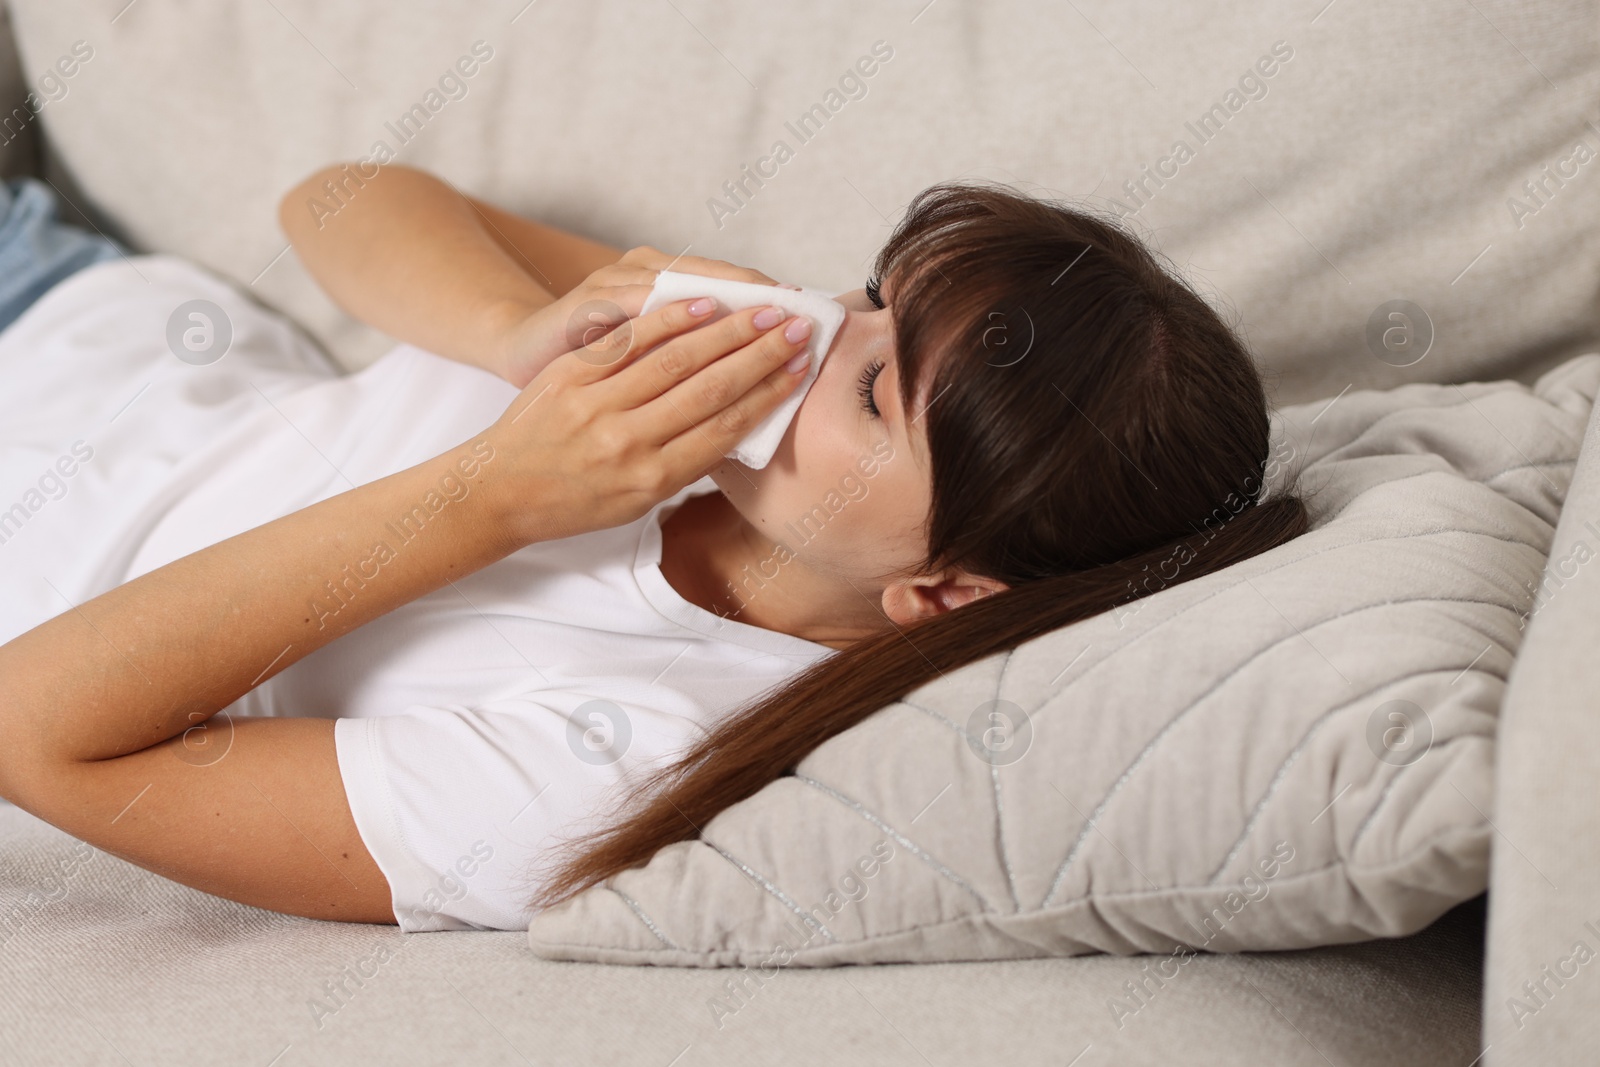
[{"x1": 333, "y1": 695, "x2": 703, "y2": 932}]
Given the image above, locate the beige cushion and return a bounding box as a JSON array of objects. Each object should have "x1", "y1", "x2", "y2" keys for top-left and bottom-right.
[
  {"x1": 0, "y1": 798, "x2": 1486, "y2": 1066},
  {"x1": 525, "y1": 354, "x2": 1600, "y2": 966},
  {"x1": 6, "y1": 1, "x2": 1599, "y2": 405}
]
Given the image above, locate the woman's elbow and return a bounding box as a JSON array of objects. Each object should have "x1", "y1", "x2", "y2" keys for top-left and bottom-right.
[
  {"x1": 279, "y1": 161, "x2": 430, "y2": 239},
  {"x1": 279, "y1": 164, "x2": 338, "y2": 239},
  {"x1": 279, "y1": 161, "x2": 374, "y2": 236}
]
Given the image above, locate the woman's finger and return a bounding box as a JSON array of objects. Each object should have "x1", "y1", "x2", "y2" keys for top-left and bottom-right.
[
  {"x1": 661, "y1": 325, "x2": 811, "y2": 476},
  {"x1": 602, "y1": 303, "x2": 783, "y2": 408},
  {"x1": 565, "y1": 293, "x2": 723, "y2": 382},
  {"x1": 634, "y1": 307, "x2": 813, "y2": 472},
  {"x1": 567, "y1": 252, "x2": 785, "y2": 367},
  {"x1": 557, "y1": 281, "x2": 651, "y2": 351},
  {"x1": 555, "y1": 277, "x2": 678, "y2": 380}
]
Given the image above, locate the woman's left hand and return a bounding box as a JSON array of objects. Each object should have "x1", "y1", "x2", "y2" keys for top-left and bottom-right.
[
  {"x1": 495, "y1": 245, "x2": 791, "y2": 389},
  {"x1": 479, "y1": 291, "x2": 813, "y2": 547}
]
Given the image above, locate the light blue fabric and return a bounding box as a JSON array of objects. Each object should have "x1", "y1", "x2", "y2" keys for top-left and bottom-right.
[{"x1": 0, "y1": 176, "x2": 127, "y2": 335}]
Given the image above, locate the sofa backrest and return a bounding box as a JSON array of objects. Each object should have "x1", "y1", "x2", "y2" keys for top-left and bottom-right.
[{"x1": 3, "y1": 0, "x2": 1596, "y2": 400}]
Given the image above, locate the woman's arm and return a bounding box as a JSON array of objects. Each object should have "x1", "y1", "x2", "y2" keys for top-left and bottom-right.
[
  {"x1": 0, "y1": 436, "x2": 512, "y2": 922},
  {"x1": 458, "y1": 190, "x2": 629, "y2": 296},
  {"x1": 0, "y1": 295, "x2": 810, "y2": 924},
  {"x1": 278, "y1": 162, "x2": 626, "y2": 382}
]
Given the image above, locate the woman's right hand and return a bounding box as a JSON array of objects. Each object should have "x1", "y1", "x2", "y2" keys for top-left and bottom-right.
[
  {"x1": 477, "y1": 293, "x2": 814, "y2": 548},
  {"x1": 494, "y1": 245, "x2": 791, "y2": 389}
]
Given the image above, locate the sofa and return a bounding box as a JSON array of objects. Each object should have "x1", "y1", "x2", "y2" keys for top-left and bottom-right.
[{"x1": 1, "y1": 1, "x2": 1597, "y2": 1063}]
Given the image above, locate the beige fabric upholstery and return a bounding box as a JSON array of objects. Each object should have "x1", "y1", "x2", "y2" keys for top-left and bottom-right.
[
  {"x1": 6, "y1": 1, "x2": 1599, "y2": 405},
  {"x1": 0, "y1": 801, "x2": 1485, "y2": 1066},
  {"x1": 1, "y1": 0, "x2": 1596, "y2": 1062},
  {"x1": 1482, "y1": 379, "x2": 1600, "y2": 1063}
]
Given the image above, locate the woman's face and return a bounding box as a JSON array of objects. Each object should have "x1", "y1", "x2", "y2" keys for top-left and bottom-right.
[{"x1": 705, "y1": 283, "x2": 937, "y2": 605}]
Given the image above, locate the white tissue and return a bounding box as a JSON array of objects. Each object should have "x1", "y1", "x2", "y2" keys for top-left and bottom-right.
[{"x1": 637, "y1": 270, "x2": 847, "y2": 469}]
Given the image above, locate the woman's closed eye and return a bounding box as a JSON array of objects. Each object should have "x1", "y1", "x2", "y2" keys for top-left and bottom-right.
[
  {"x1": 857, "y1": 357, "x2": 885, "y2": 419},
  {"x1": 864, "y1": 274, "x2": 886, "y2": 310}
]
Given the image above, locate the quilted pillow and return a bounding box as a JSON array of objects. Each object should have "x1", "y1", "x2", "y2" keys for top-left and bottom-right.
[{"x1": 526, "y1": 354, "x2": 1600, "y2": 967}]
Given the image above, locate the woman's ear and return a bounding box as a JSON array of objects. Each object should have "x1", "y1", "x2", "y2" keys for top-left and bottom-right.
[{"x1": 881, "y1": 572, "x2": 1009, "y2": 625}]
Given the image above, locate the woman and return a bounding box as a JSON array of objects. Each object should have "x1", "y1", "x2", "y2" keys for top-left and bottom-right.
[{"x1": 0, "y1": 164, "x2": 1305, "y2": 931}]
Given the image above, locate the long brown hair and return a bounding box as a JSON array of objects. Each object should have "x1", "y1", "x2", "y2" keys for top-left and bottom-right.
[{"x1": 526, "y1": 180, "x2": 1309, "y2": 909}]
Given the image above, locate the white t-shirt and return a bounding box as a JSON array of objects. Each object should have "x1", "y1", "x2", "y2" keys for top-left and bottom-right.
[{"x1": 0, "y1": 255, "x2": 836, "y2": 932}]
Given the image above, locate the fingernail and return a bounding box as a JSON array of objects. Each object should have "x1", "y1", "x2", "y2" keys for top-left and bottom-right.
[
  {"x1": 753, "y1": 305, "x2": 786, "y2": 330},
  {"x1": 785, "y1": 351, "x2": 810, "y2": 374},
  {"x1": 784, "y1": 316, "x2": 811, "y2": 343},
  {"x1": 687, "y1": 297, "x2": 716, "y2": 316},
  {"x1": 776, "y1": 282, "x2": 802, "y2": 291}
]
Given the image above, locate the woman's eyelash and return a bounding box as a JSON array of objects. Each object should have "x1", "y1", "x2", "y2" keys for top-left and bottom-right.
[
  {"x1": 857, "y1": 358, "x2": 885, "y2": 419},
  {"x1": 864, "y1": 275, "x2": 885, "y2": 309}
]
